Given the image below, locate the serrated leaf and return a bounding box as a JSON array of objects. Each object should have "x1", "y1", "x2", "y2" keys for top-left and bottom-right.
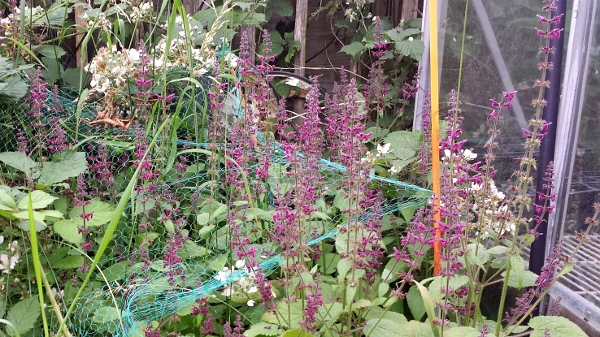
[
  {"x1": 395, "y1": 40, "x2": 425, "y2": 60},
  {"x1": 270, "y1": 300, "x2": 302, "y2": 329},
  {"x1": 427, "y1": 275, "x2": 469, "y2": 302},
  {"x1": 281, "y1": 328, "x2": 314, "y2": 337},
  {"x1": 196, "y1": 212, "x2": 210, "y2": 226},
  {"x1": 337, "y1": 258, "x2": 352, "y2": 282},
  {"x1": 0, "y1": 189, "x2": 17, "y2": 210},
  {"x1": 386, "y1": 27, "x2": 422, "y2": 42},
  {"x1": 398, "y1": 321, "x2": 435, "y2": 337},
  {"x1": 382, "y1": 257, "x2": 408, "y2": 283},
  {"x1": 16, "y1": 218, "x2": 47, "y2": 232},
  {"x1": 35, "y1": 45, "x2": 66, "y2": 58},
  {"x1": 363, "y1": 307, "x2": 408, "y2": 323},
  {"x1": 406, "y1": 284, "x2": 426, "y2": 320},
  {"x1": 53, "y1": 219, "x2": 83, "y2": 244},
  {"x1": 443, "y1": 327, "x2": 481, "y2": 337},
  {"x1": 6, "y1": 296, "x2": 41, "y2": 336},
  {"x1": 17, "y1": 190, "x2": 58, "y2": 210},
  {"x1": 92, "y1": 307, "x2": 121, "y2": 323},
  {"x1": 245, "y1": 322, "x2": 282, "y2": 337},
  {"x1": 501, "y1": 270, "x2": 538, "y2": 289},
  {"x1": 340, "y1": 42, "x2": 365, "y2": 58},
  {"x1": 0, "y1": 152, "x2": 40, "y2": 178},
  {"x1": 0, "y1": 76, "x2": 29, "y2": 100},
  {"x1": 177, "y1": 240, "x2": 208, "y2": 259},
  {"x1": 508, "y1": 255, "x2": 526, "y2": 288},
  {"x1": 37, "y1": 150, "x2": 87, "y2": 185},
  {"x1": 528, "y1": 316, "x2": 588, "y2": 337},
  {"x1": 52, "y1": 255, "x2": 84, "y2": 269},
  {"x1": 384, "y1": 131, "x2": 422, "y2": 160},
  {"x1": 38, "y1": 210, "x2": 64, "y2": 219},
  {"x1": 378, "y1": 282, "x2": 389, "y2": 297},
  {"x1": 100, "y1": 261, "x2": 143, "y2": 282},
  {"x1": 363, "y1": 318, "x2": 405, "y2": 337},
  {"x1": 69, "y1": 199, "x2": 115, "y2": 227}
]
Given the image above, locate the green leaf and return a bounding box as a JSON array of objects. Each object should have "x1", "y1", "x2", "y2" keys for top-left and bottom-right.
[
  {"x1": 37, "y1": 150, "x2": 87, "y2": 185},
  {"x1": 0, "y1": 76, "x2": 29, "y2": 100},
  {"x1": 6, "y1": 296, "x2": 41, "y2": 336},
  {"x1": 528, "y1": 316, "x2": 588, "y2": 337},
  {"x1": 386, "y1": 27, "x2": 422, "y2": 42},
  {"x1": 69, "y1": 199, "x2": 115, "y2": 227},
  {"x1": 381, "y1": 257, "x2": 408, "y2": 283},
  {"x1": 53, "y1": 219, "x2": 83, "y2": 244},
  {"x1": 0, "y1": 298, "x2": 6, "y2": 319},
  {"x1": 406, "y1": 284, "x2": 426, "y2": 320},
  {"x1": 384, "y1": 131, "x2": 422, "y2": 160},
  {"x1": 100, "y1": 261, "x2": 142, "y2": 282},
  {"x1": 398, "y1": 321, "x2": 435, "y2": 337},
  {"x1": 502, "y1": 270, "x2": 538, "y2": 289},
  {"x1": 281, "y1": 328, "x2": 315, "y2": 337},
  {"x1": 245, "y1": 322, "x2": 282, "y2": 337},
  {"x1": 197, "y1": 212, "x2": 210, "y2": 226},
  {"x1": 363, "y1": 307, "x2": 407, "y2": 323},
  {"x1": 267, "y1": 0, "x2": 293, "y2": 17},
  {"x1": 35, "y1": 45, "x2": 66, "y2": 59},
  {"x1": 177, "y1": 240, "x2": 208, "y2": 259},
  {"x1": 337, "y1": 258, "x2": 352, "y2": 282},
  {"x1": 340, "y1": 42, "x2": 365, "y2": 58},
  {"x1": 443, "y1": 327, "x2": 480, "y2": 337},
  {"x1": 272, "y1": 300, "x2": 303, "y2": 329},
  {"x1": 0, "y1": 152, "x2": 39, "y2": 178},
  {"x1": 17, "y1": 190, "x2": 57, "y2": 210},
  {"x1": 51, "y1": 255, "x2": 84, "y2": 269},
  {"x1": 414, "y1": 280, "x2": 438, "y2": 335},
  {"x1": 92, "y1": 307, "x2": 121, "y2": 323},
  {"x1": 0, "y1": 189, "x2": 17, "y2": 210},
  {"x1": 363, "y1": 318, "x2": 404, "y2": 337},
  {"x1": 507, "y1": 255, "x2": 527, "y2": 288},
  {"x1": 378, "y1": 282, "x2": 389, "y2": 297},
  {"x1": 395, "y1": 40, "x2": 425, "y2": 60},
  {"x1": 427, "y1": 275, "x2": 470, "y2": 302}
]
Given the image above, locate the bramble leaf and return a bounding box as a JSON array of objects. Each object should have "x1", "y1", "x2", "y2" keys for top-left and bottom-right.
[{"x1": 6, "y1": 296, "x2": 41, "y2": 336}]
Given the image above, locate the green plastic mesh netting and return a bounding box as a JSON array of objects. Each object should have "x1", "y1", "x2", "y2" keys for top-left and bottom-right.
[{"x1": 0, "y1": 73, "x2": 431, "y2": 337}]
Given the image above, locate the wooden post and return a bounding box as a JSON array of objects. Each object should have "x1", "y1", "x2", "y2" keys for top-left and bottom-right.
[
  {"x1": 292, "y1": 0, "x2": 309, "y2": 118},
  {"x1": 242, "y1": 25, "x2": 257, "y2": 63},
  {"x1": 74, "y1": 2, "x2": 88, "y2": 68},
  {"x1": 181, "y1": 0, "x2": 201, "y2": 15},
  {"x1": 402, "y1": 0, "x2": 420, "y2": 20}
]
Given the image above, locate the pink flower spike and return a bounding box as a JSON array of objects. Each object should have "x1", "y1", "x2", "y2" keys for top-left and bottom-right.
[{"x1": 503, "y1": 91, "x2": 517, "y2": 101}]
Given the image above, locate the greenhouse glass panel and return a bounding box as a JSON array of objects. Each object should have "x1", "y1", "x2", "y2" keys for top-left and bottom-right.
[
  {"x1": 438, "y1": 0, "x2": 541, "y2": 169},
  {"x1": 555, "y1": 0, "x2": 600, "y2": 308}
]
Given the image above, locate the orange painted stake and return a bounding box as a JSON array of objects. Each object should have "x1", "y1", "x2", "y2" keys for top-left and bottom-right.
[{"x1": 428, "y1": 0, "x2": 442, "y2": 276}]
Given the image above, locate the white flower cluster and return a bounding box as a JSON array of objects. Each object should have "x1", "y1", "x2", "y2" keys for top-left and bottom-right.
[
  {"x1": 471, "y1": 179, "x2": 516, "y2": 235},
  {"x1": 214, "y1": 260, "x2": 275, "y2": 307},
  {"x1": 362, "y1": 143, "x2": 391, "y2": 165},
  {"x1": 442, "y1": 148, "x2": 516, "y2": 235},
  {"x1": 0, "y1": 236, "x2": 20, "y2": 275},
  {"x1": 0, "y1": 5, "x2": 45, "y2": 38},
  {"x1": 120, "y1": 0, "x2": 154, "y2": 22},
  {"x1": 85, "y1": 46, "x2": 138, "y2": 92},
  {"x1": 81, "y1": 12, "x2": 112, "y2": 31}
]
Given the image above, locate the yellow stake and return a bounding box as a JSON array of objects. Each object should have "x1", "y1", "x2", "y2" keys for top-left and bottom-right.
[{"x1": 428, "y1": 0, "x2": 442, "y2": 276}]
